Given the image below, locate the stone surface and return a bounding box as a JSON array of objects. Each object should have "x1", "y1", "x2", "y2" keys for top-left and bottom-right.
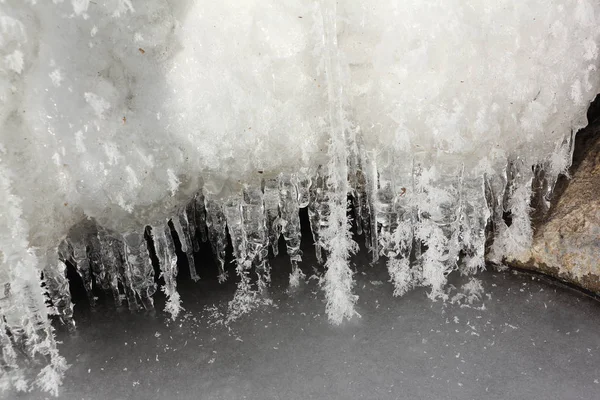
[{"x1": 510, "y1": 121, "x2": 600, "y2": 293}]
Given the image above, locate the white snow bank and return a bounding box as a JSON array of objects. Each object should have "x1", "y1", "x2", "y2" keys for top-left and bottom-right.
[{"x1": 0, "y1": 0, "x2": 598, "y2": 245}]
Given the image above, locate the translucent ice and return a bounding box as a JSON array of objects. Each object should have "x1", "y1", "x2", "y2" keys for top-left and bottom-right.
[{"x1": 151, "y1": 223, "x2": 181, "y2": 319}]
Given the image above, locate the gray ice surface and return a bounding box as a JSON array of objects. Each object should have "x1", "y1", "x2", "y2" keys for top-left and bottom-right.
[{"x1": 9, "y1": 251, "x2": 600, "y2": 400}]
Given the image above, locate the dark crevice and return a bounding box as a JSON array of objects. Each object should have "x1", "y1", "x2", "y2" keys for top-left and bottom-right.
[
  {"x1": 586, "y1": 93, "x2": 600, "y2": 125},
  {"x1": 193, "y1": 236, "x2": 223, "y2": 281},
  {"x1": 299, "y1": 207, "x2": 313, "y2": 250},
  {"x1": 64, "y1": 259, "x2": 90, "y2": 315},
  {"x1": 144, "y1": 226, "x2": 162, "y2": 286},
  {"x1": 502, "y1": 210, "x2": 513, "y2": 227},
  {"x1": 540, "y1": 94, "x2": 600, "y2": 224}
]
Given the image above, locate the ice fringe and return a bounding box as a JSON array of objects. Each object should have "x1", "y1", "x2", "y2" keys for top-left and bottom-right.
[
  {"x1": 151, "y1": 224, "x2": 182, "y2": 320},
  {"x1": 0, "y1": 158, "x2": 69, "y2": 396}
]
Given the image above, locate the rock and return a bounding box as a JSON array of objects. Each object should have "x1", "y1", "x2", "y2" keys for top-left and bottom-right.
[{"x1": 509, "y1": 122, "x2": 600, "y2": 293}]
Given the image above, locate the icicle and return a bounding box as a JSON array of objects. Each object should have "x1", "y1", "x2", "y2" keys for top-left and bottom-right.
[
  {"x1": 0, "y1": 159, "x2": 68, "y2": 395},
  {"x1": 42, "y1": 251, "x2": 74, "y2": 330},
  {"x1": 191, "y1": 192, "x2": 209, "y2": 244},
  {"x1": 222, "y1": 189, "x2": 273, "y2": 322},
  {"x1": 317, "y1": 0, "x2": 359, "y2": 325},
  {"x1": 459, "y1": 175, "x2": 489, "y2": 275},
  {"x1": 71, "y1": 223, "x2": 121, "y2": 306},
  {"x1": 386, "y1": 213, "x2": 415, "y2": 297},
  {"x1": 278, "y1": 174, "x2": 305, "y2": 287},
  {"x1": 348, "y1": 130, "x2": 378, "y2": 259},
  {"x1": 118, "y1": 233, "x2": 141, "y2": 311},
  {"x1": 86, "y1": 230, "x2": 107, "y2": 295},
  {"x1": 242, "y1": 186, "x2": 270, "y2": 293},
  {"x1": 54, "y1": 241, "x2": 78, "y2": 317},
  {"x1": 171, "y1": 217, "x2": 187, "y2": 252},
  {"x1": 205, "y1": 199, "x2": 228, "y2": 283},
  {"x1": 185, "y1": 192, "x2": 209, "y2": 253},
  {"x1": 393, "y1": 193, "x2": 415, "y2": 285},
  {"x1": 411, "y1": 160, "x2": 462, "y2": 300},
  {"x1": 415, "y1": 220, "x2": 449, "y2": 300},
  {"x1": 531, "y1": 133, "x2": 575, "y2": 224},
  {"x1": 151, "y1": 224, "x2": 180, "y2": 319},
  {"x1": 410, "y1": 158, "x2": 423, "y2": 268},
  {"x1": 531, "y1": 164, "x2": 549, "y2": 214},
  {"x1": 263, "y1": 177, "x2": 282, "y2": 257},
  {"x1": 197, "y1": 193, "x2": 209, "y2": 243},
  {"x1": 122, "y1": 231, "x2": 156, "y2": 310},
  {"x1": 172, "y1": 212, "x2": 199, "y2": 282},
  {"x1": 529, "y1": 134, "x2": 572, "y2": 225},
  {"x1": 376, "y1": 152, "x2": 399, "y2": 257},
  {"x1": 347, "y1": 130, "x2": 363, "y2": 235},
  {"x1": 0, "y1": 312, "x2": 25, "y2": 391},
  {"x1": 445, "y1": 166, "x2": 464, "y2": 271},
  {"x1": 376, "y1": 154, "x2": 415, "y2": 297},
  {"x1": 483, "y1": 171, "x2": 507, "y2": 264},
  {"x1": 350, "y1": 170, "x2": 364, "y2": 236},
  {"x1": 223, "y1": 195, "x2": 246, "y2": 274},
  {"x1": 361, "y1": 150, "x2": 379, "y2": 262},
  {"x1": 307, "y1": 166, "x2": 327, "y2": 265},
  {"x1": 185, "y1": 199, "x2": 200, "y2": 253},
  {"x1": 223, "y1": 194, "x2": 253, "y2": 319},
  {"x1": 296, "y1": 168, "x2": 312, "y2": 208},
  {"x1": 492, "y1": 158, "x2": 534, "y2": 262},
  {"x1": 96, "y1": 227, "x2": 126, "y2": 308},
  {"x1": 67, "y1": 237, "x2": 95, "y2": 307}
]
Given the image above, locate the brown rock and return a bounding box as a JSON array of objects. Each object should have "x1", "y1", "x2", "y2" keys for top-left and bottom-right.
[{"x1": 511, "y1": 123, "x2": 600, "y2": 292}]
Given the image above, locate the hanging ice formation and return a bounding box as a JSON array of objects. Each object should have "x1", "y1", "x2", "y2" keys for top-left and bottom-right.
[
  {"x1": 0, "y1": 160, "x2": 68, "y2": 396},
  {"x1": 2, "y1": 0, "x2": 600, "y2": 395}
]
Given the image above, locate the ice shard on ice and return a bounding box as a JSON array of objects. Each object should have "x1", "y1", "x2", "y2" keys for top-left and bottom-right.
[
  {"x1": 205, "y1": 198, "x2": 229, "y2": 283},
  {"x1": 42, "y1": 252, "x2": 74, "y2": 330},
  {"x1": 122, "y1": 231, "x2": 156, "y2": 311},
  {"x1": 242, "y1": 186, "x2": 271, "y2": 292},
  {"x1": 490, "y1": 158, "x2": 535, "y2": 263},
  {"x1": 151, "y1": 224, "x2": 181, "y2": 319},
  {"x1": 263, "y1": 177, "x2": 282, "y2": 258},
  {"x1": 374, "y1": 152, "x2": 416, "y2": 297},
  {"x1": 307, "y1": 166, "x2": 327, "y2": 265},
  {"x1": 96, "y1": 226, "x2": 127, "y2": 308},
  {"x1": 172, "y1": 211, "x2": 200, "y2": 282},
  {"x1": 278, "y1": 174, "x2": 305, "y2": 287},
  {"x1": 223, "y1": 194, "x2": 255, "y2": 319}
]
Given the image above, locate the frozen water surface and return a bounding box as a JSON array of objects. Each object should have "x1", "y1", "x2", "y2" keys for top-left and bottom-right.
[{"x1": 6, "y1": 248, "x2": 600, "y2": 400}]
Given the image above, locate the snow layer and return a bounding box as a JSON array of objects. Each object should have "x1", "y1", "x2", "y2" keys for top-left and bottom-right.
[
  {"x1": 1, "y1": 0, "x2": 598, "y2": 244},
  {"x1": 1, "y1": 0, "x2": 600, "y2": 395}
]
